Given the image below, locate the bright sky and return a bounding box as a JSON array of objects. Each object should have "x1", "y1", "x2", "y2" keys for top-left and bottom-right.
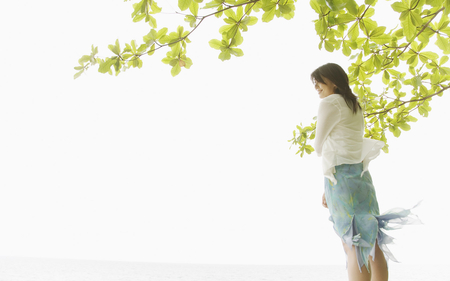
[{"x1": 0, "y1": 0, "x2": 448, "y2": 266}]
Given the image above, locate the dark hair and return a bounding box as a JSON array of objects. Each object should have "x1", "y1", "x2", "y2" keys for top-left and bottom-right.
[{"x1": 311, "y1": 63, "x2": 361, "y2": 114}]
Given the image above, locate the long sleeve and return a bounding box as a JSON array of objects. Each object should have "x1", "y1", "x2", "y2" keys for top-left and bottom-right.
[
  {"x1": 314, "y1": 98, "x2": 341, "y2": 157},
  {"x1": 314, "y1": 94, "x2": 384, "y2": 184}
]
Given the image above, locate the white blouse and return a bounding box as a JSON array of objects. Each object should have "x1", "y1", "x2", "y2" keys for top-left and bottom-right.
[{"x1": 314, "y1": 94, "x2": 385, "y2": 184}]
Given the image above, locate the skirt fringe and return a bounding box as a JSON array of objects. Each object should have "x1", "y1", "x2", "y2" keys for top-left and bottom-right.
[{"x1": 324, "y1": 163, "x2": 421, "y2": 272}]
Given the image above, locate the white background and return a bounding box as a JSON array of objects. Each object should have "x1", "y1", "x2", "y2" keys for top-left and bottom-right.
[{"x1": 0, "y1": 0, "x2": 448, "y2": 265}]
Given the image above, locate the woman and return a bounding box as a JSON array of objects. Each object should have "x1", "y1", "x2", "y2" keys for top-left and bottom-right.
[{"x1": 312, "y1": 63, "x2": 420, "y2": 281}]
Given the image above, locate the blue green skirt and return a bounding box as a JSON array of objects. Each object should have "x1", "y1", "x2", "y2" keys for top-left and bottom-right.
[{"x1": 324, "y1": 163, "x2": 420, "y2": 272}]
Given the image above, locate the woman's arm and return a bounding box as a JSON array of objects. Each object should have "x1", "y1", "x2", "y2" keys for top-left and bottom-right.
[{"x1": 314, "y1": 99, "x2": 341, "y2": 156}]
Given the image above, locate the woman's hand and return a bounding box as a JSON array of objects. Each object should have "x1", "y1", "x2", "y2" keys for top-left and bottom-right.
[{"x1": 322, "y1": 193, "x2": 328, "y2": 208}]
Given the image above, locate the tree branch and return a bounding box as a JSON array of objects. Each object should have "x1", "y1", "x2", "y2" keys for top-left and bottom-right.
[
  {"x1": 125, "y1": 1, "x2": 262, "y2": 59},
  {"x1": 364, "y1": 85, "x2": 450, "y2": 117},
  {"x1": 397, "y1": 7, "x2": 444, "y2": 57}
]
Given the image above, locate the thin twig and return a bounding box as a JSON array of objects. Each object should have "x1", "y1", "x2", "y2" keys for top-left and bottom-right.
[{"x1": 364, "y1": 85, "x2": 450, "y2": 117}]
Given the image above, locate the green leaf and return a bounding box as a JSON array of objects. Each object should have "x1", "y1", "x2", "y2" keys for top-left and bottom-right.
[
  {"x1": 74, "y1": 70, "x2": 83, "y2": 79},
  {"x1": 226, "y1": 25, "x2": 239, "y2": 40},
  {"x1": 131, "y1": 58, "x2": 143, "y2": 68},
  {"x1": 418, "y1": 105, "x2": 429, "y2": 117},
  {"x1": 91, "y1": 45, "x2": 98, "y2": 55},
  {"x1": 399, "y1": 122, "x2": 411, "y2": 131},
  {"x1": 157, "y1": 28, "x2": 168, "y2": 39},
  {"x1": 371, "y1": 26, "x2": 386, "y2": 37},
  {"x1": 431, "y1": 71, "x2": 440, "y2": 84},
  {"x1": 219, "y1": 49, "x2": 231, "y2": 61},
  {"x1": 130, "y1": 40, "x2": 137, "y2": 52},
  {"x1": 441, "y1": 26, "x2": 450, "y2": 36},
  {"x1": 410, "y1": 10, "x2": 423, "y2": 27},
  {"x1": 148, "y1": 15, "x2": 157, "y2": 28},
  {"x1": 171, "y1": 42, "x2": 182, "y2": 56},
  {"x1": 365, "y1": 55, "x2": 375, "y2": 71},
  {"x1": 406, "y1": 115, "x2": 418, "y2": 122},
  {"x1": 315, "y1": 18, "x2": 326, "y2": 34},
  {"x1": 262, "y1": 1, "x2": 277, "y2": 12},
  {"x1": 346, "y1": 0, "x2": 358, "y2": 15},
  {"x1": 219, "y1": 24, "x2": 233, "y2": 35},
  {"x1": 183, "y1": 57, "x2": 193, "y2": 69},
  {"x1": 421, "y1": 51, "x2": 439, "y2": 60},
  {"x1": 178, "y1": 0, "x2": 192, "y2": 11},
  {"x1": 371, "y1": 34, "x2": 392, "y2": 44},
  {"x1": 394, "y1": 28, "x2": 404, "y2": 37},
  {"x1": 230, "y1": 47, "x2": 244, "y2": 57},
  {"x1": 185, "y1": 15, "x2": 197, "y2": 28},
  {"x1": 390, "y1": 125, "x2": 402, "y2": 137},
  {"x1": 224, "y1": 8, "x2": 237, "y2": 21},
  {"x1": 147, "y1": 44, "x2": 155, "y2": 56},
  {"x1": 78, "y1": 55, "x2": 91, "y2": 64},
  {"x1": 373, "y1": 54, "x2": 381, "y2": 69},
  {"x1": 236, "y1": 6, "x2": 243, "y2": 19},
  {"x1": 203, "y1": 0, "x2": 221, "y2": 9},
  {"x1": 361, "y1": 18, "x2": 378, "y2": 33},
  {"x1": 131, "y1": 0, "x2": 143, "y2": 18},
  {"x1": 133, "y1": 13, "x2": 146, "y2": 23},
  {"x1": 231, "y1": 30, "x2": 244, "y2": 46},
  {"x1": 324, "y1": 40, "x2": 334, "y2": 52},
  {"x1": 98, "y1": 58, "x2": 116, "y2": 73},
  {"x1": 244, "y1": 16, "x2": 258, "y2": 26},
  {"x1": 335, "y1": 13, "x2": 356, "y2": 24},
  {"x1": 209, "y1": 39, "x2": 223, "y2": 50},
  {"x1": 304, "y1": 145, "x2": 315, "y2": 154},
  {"x1": 150, "y1": 1, "x2": 162, "y2": 13},
  {"x1": 161, "y1": 56, "x2": 172, "y2": 64},
  {"x1": 108, "y1": 39, "x2": 121, "y2": 55},
  {"x1": 403, "y1": 13, "x2": 416, "y2": 41},
  {"x1": 114, "y1": 58, "x2": 121, "y2": 72},
  {"x1": 279, "y1": 3, "x2": 292, "y2": 14},
  {"x1": 342, "y1": 41, "x2": 351, "y2": 56},
  {"x1": 189, "y1": 0, "x2": 199, "y2": 16},
  {"x1": 310, "y1": 0, "x2": 321, "y2": 13},
  {"x1": 348, "y1": 22, "x2": 359, "y2": 40},
  {"x1": 326, "y1": 0, "x2": 346, "y2": 11},
  {"x1": 115, "y1": 39, "x2": 121, "y2": 53},
  {"x1": 171, "y1": 62, "x2": 182, "y2": 77},
  {"x1": 365, "y1": 7, "x2": 375, "y2": 18},
  {"x1": 446, "y1": 0, "x2": 450, "y2": 14},
  {"x1": 391, "y1": 1, "x2": 408, "y2": 12},
  {"x1": 143, "y1": 29, "x2": 157, "y2": 44},
  {"x1": 382, "y1": 70, "x2": 390, "y2": 85},
  {"x1": 262, "y1": 6, "x2": 276, "y2": 22},
  {"x1": 436, "y1": 34, "x2": 450, "y2": 54}
]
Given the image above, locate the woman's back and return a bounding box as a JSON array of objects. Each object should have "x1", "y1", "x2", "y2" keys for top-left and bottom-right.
[
  {"x1": 315, "y1": 94, "x2": 367, "y2": 182},
  {"x1": 321, "y1": 94, "x2": 364, "y2": 162}
]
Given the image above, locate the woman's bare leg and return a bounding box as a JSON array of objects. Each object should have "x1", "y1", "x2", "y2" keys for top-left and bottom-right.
[
  {"x1": 342, "y1": 242, "x2": 371, "y2": 281},
  {"x1": 368, "y1": 242, "x2": 388, "y2": 281}
]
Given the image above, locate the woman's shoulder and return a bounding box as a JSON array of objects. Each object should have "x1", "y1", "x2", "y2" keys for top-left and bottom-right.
[
  {"x1": 323, "y1": 94, "x2": 343, "y2": 102},
  {"x1": 320, "y1": 94, "x2": 345, "y2": 108}
]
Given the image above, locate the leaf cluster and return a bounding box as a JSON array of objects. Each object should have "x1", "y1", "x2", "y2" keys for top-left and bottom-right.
[
  {"x1": 75, "y1": 0, "x2": 297, "y2": 78},
  {"x1": 288, "y1": 119, "x2": 317, "y2": 157},
  {"x1": 75, "y1": 0, "x2": 450, "y2": 158},
  {"x1": 290, "y1": 0, "x2": 450, "y2": 156}
]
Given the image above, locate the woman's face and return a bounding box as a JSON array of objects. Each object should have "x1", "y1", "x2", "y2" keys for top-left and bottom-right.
[{"x1": 314, "y1": 77, "x2": 336, "y2": 99}]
